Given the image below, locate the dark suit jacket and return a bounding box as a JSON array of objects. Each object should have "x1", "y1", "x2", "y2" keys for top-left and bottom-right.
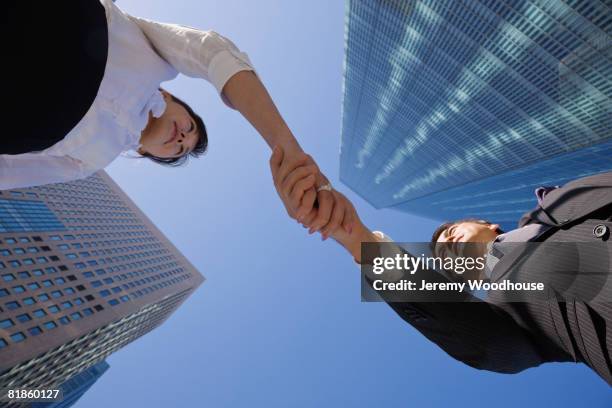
[{"x1": 381, "y1": 172, "x2": 612, "y2": 385}]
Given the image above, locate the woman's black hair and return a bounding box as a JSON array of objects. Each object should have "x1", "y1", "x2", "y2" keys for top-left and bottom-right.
[{"x1": 141, "y1": 90, "x2": 208, "y2": 166}]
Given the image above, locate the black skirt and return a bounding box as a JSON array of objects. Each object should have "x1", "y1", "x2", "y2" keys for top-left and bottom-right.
[{"x1": 1, "y1": 0, "x2": 108, "y2": 154}]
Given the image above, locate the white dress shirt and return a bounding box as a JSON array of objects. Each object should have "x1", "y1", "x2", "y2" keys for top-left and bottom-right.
[{"x1": 0, "y1": 0, "x2": 254, "y2": 189}]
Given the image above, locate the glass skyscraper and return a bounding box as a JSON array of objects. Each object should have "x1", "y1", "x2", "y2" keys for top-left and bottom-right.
[
  {"x1": 340, "y1": 0, "x2": 611, "y2": 230},
  {"x1": 0, "y1": 172, "x2": 204, "y2": 408}
]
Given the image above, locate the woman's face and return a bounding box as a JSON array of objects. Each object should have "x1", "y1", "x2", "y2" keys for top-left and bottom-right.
[{"x1": 138, "y1": 91, "x2": 199, "y2": 159}]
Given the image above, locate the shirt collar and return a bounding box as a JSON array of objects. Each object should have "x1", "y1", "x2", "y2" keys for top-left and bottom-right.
[{"x1": 125, "y1": 90, "x2": 168, "y2": 151}]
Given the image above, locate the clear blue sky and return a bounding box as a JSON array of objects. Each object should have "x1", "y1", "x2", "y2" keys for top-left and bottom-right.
[{"x1": 78, "y1": 1, "x2": 610, "y2": 406}]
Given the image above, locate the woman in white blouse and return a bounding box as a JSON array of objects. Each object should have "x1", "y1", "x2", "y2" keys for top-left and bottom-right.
[{"x1": 1, "y1": 0, "x2": 354, "y2": 237}]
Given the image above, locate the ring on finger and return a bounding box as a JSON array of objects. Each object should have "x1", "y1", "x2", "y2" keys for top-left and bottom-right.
[{"x1": 316, "y1": 183, "x2": 333, "y2": 192}]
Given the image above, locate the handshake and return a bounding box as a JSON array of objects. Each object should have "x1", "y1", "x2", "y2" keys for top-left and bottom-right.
[{"x1": 269, "y1": 146, "x2": 380, "y2": 261}]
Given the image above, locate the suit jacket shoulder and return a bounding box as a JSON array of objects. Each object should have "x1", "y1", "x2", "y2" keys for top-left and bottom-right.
[{"x1": 519, "y1": 172, "x2": 612, "y2": 228}]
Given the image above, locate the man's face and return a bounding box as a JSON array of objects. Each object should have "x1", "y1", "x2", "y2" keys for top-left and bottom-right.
[
  {"x1": 138, "y1": 91, "x2": 199, "y2": 159},
  {"x1": 436, "y1": 221, "x2": 500, "y2": 259}
]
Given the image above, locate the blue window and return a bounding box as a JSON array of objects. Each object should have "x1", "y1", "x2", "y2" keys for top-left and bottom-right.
[
  {"x1": 82, "y1": 308, "x2": 93, "y2": 316},
  {"x1": 45, "y1": 267, "x2": 57, "y2": 274},
  {"x1": 16, "y1": 314, "x2": 31, "y2": 323},
  {"x1": 112, "y1": 287, "x2": 121, "y2": 294},
  {"x1": 22, "y1": 297, "x2": 36, "y2": 305},
  {"x1": 5, "y1": 238, "x2": 16, "y2": 244},
  {"x1": 0, "y1": 338, "x2": 7, "y2": 349},
  {"x1": 120, "y1": 295, "x2": 129, "y2": 302},
  {"x1": 13, "y1": 248, "x2": 25, "y2": 255},
  {"x1": 27, "y1": 282, "x2": 40, "y2": 290},
  {"x1": 64, "y1": 235, "x2": 75, "y2": 240},
  {"x1": 37, "y1": 293, "x2": 50, "y2": 301},
  {"x1": 70, "y1": 312, "x2": 82, "y2": 320},
  {"x1": 74, "y1": 298, "x2": 84, "y2": 305},
  {"x1": 83, "y1": 272, "x2": 94, "y2": 278},
  {"x1": 43, "y1": 321, "x2": 57, "y2": 330},
  {"x1": 59, "y1": 316, "x2": 70, "y2": 325},
  {"x1": 2, "y1": 274, "x2": 15, "y2": 282},
  {"x1": 36, "y1": 257, "x2": 48, "y2": 264},
  {"x1": 51, "y1": 290, "x2": 62, "y2": 298},
  {"x1": 61, "y1": 302, "x2": 72, "y2": 309},
  {"x1": 48, "y1": 305, "x2": 60, "y2": 313},
  {"x1": 17, "y1": 271, "x2": 30, "y2": 279},
  {"x1": 58, "y1": 244, "x2": 69, "y2": 250},
  {"x1": 0, "y1": 249, "x2": 10, "y2": 256},
  {"x1": 91, "y1": 281, "x2": 102, "y2": 288},
  {"x1": 22, "y1": 258, "x2": 34, "y2": 265},
  {"x1": 32, "y1": 309, "x2": 46, "y2": 318},
  {"x1": 64, "y1": 288, "x2": 75, "y2": 295},
  {"x1": 27, "y1": 247, "x2": 39, "y2": 253},
  {"x1": 42, "y1": 280, "x2": 53, "y2": 287},
  {"x1": 66, "y1": 253, "x2": 77, "y2": 260},
  {"x1": 28, "y1": 326, "x2": 42, "y2": 336},
  {"x1": 108, "y1": 299, "x2": 119, "y2": 306},
  {"x1": 0, "y1": 319, "x2": 14, "y2": 329},
  {"x1": 50, "y1": 235, "x2": 62, "y2": 241},
  {"x1": 99, "y1": 290, "x2": 110, "y2": 297},
  {"x1": 10, "y1": 332, "x2": 26, "y2": 342},
  {"x1": 0, "y1": 289, "x2": 8, "y2": 298},
  {"x1": 5, "y1": 301, "x2": 20, "y2": 310},
  {"x1": 12, "y1": 285, "x2": 25, "y2": 294},
  {"x1": 9, "y1": 260, "x2": 21, "y2": 267},
  {"x1": 32, "y1": 269, "x2": 44, "y2": 276},
  {"x1": 95, "y1": 269, "x2": 106, "y2": 276},
  {"x1": 19, "y1": 237, "x2": 30, "y2": 243},
  {"x1": 74, "y1": 263, "x2": 86, "y2": 269},
  {"x1": 0, "y1": 262, "x2": 5, "y2": 269},
  {"x1": 103, "y1": 278, "x2": 114, "y2": 284},
  {"x1": 54, "y1": 278, "x2": 65, "y2": 285}
]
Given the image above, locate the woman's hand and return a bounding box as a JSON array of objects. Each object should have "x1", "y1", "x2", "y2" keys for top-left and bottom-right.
[
  {"x1": 270, "y1": 149, "x2": 385, "y2": 262},
  {"x1": 269, "y1": 146, "x2": 354, "y2": 239},
  {"x1": 222, "y1": 72, "x2": 354, "y2": 236}
]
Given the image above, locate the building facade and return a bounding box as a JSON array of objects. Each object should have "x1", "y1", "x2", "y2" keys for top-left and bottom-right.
[
  {"x1": 0, "y1": 171, "x2": 204, "y2": 407},
  {"x1": 30, "y1": 360, "x2": 110, "y2": 408},
  {"x1": 340, "y1": 0, "x2": 611, "y2": 230}
]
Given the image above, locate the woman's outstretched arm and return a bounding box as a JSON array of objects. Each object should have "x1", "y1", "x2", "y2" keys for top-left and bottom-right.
[
  {"x1": 222, "y1": 71, "x2": 327, "y2": 222},
  {"x1": 222, "y1": 71, "x2": 301, "y2": 157},
  {"x1": 129, "y1": 14, "x2": 351, "y2": 233}
]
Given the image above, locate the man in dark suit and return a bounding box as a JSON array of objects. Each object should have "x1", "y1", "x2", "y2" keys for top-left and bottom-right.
[
  {"x1": 416, "y1": 171, "x2": 612, "y2": 384},
  {"x1": 270, "y1": 152, "x2": 612, "y2": 385}
]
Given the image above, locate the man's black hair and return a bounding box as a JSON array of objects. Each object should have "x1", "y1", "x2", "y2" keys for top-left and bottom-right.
[{"x1": 141, "y1": 91, "x2": 208, "y2": 166}]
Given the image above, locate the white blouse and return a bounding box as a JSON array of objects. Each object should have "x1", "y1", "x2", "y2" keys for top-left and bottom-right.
[{"x1": 0, "y1": 0, "x2": 254, "y2": 189}]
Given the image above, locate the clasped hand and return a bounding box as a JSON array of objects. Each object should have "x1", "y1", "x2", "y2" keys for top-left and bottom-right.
[{"x1": 269, "y1": 146, "x2": 355, "y2": 240}]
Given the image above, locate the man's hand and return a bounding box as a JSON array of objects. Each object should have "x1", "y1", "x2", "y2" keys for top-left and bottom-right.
[
  {"x1": 269, "y1": 146, "x2": 354, "y2": 239},
  {"x1": 299, "y1": 189, "x2": 355, "y2": 240}
]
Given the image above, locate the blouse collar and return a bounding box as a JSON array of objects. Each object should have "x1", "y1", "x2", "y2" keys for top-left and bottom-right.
[{"x1": 125, "y1": 89, "x2": 168, "y2": 151}]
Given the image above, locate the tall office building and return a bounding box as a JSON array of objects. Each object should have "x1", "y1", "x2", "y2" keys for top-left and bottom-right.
[
  {"x1": 0, "y1": 171, "x2": 204, "y2": 407},
  {"x1": 30, "y1": 360, "x2": 110, "y2": 408},
  {"x1": 340, "y1": 0, "x2": 611, "y2": 230}
]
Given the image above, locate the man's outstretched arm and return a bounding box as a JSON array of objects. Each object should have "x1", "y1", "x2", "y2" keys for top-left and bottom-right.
[{"x1": 270, "y1": 155, "x2": 555, "y2": 375}]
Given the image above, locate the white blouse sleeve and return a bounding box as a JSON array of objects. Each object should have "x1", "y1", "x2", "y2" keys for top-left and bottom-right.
[
  {"x1": 128, "y1": 15, "x2": 255, "y2": 108},
  {"x1": 0, "y1": 154, "x2": 91, "y2": 190}
]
